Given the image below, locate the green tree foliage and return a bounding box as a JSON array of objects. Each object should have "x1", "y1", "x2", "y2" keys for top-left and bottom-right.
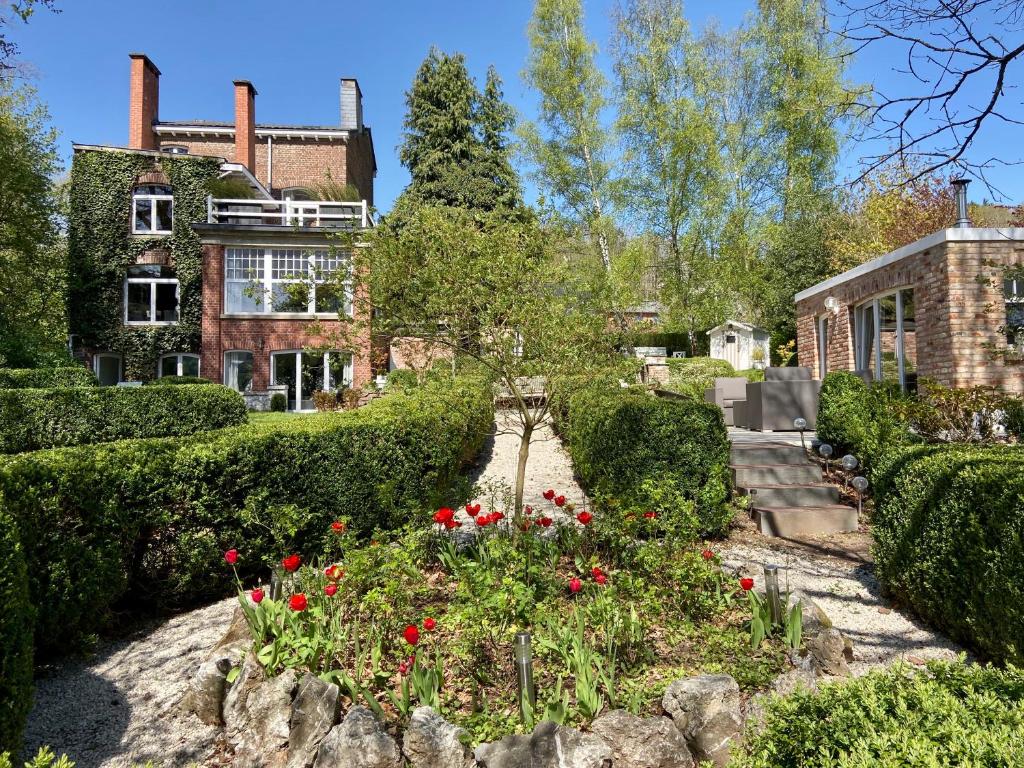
[
  {"x1": 0, "y1": 77, "x2": 67, "y2": 366},
  {"x1": 396, "y1": 49, "x2": 520, "y2": 214}
]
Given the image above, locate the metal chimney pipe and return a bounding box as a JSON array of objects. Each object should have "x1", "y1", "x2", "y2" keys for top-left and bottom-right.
[{"x1": 951, "y1": 178, "x2": 972, "y2": 228}]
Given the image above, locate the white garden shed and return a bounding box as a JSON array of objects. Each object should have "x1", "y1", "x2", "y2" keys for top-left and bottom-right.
[{"x1": 708, "y1": 321, "x2": 771, "y2": 370}]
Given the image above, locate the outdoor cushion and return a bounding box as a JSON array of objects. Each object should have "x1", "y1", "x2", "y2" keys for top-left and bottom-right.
[
  {"x1": 764, "y1": 366, "x2": 812, "y2": 382},
  {"x1": 711, "y1": 377, "x2": 749, "y2": 401}
]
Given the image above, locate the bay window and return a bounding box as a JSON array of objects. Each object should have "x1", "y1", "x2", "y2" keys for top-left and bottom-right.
[
  {"x1": 124, "y1": 265, "x2": 179, "y2": 324},
  {"x1": 159, "y1": 353, "x2": 200, "y2": 378},
  {"x1": 224, "y1": 246, "x2": 351, "y2": 316},
  {"x1": 132, "y1": 184, "x2": 173, "y2": 235}
]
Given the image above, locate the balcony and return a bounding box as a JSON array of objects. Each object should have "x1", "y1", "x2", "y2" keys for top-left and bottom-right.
[{"x1": 206, "y1": 197, "x2": 374, "y2": 230}]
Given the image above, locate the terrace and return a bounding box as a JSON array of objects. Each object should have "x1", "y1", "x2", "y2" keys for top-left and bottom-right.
[{"x1": 205, "y1": 196, "x2": 374, "y2": 230}]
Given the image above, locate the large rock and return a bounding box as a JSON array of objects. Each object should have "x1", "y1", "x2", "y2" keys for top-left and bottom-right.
[
  {"x1": 233, "y1": 668, "x2": 298, "y2": 768},
  {"x1": 288, "y1": 674, "x2": 340, "y2": 768},
  {"x1": 807, "y1": 628, "x2": 852, "y2": 676},
  {"x1": 223, "y1": 652, "x2": 265, "y2": 736},
  {"x1": 787, "y1": 591, "x2": 832, "y2": 638},
  {"x1": 591, "y1": 710, "x2": 693, "y2": 768},
  {"x1": 182, "y1": 607, "x2": 251, "y2": 725},
  {"x1": 662, "y1": 675, "x2": 743, "y2": 768},
  {"x1": 475, "y1": 721, "x2": 611, "y2": 768},
  {"x1": 403, "y1": 706, "x2": 473, "y2": 768},
  {"x1": 314, "y1": 705, "x2": 402, "y2": 768}
]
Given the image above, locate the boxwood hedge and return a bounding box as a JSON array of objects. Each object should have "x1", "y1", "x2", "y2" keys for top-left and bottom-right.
[
  {"x1": 872, "y1": 443, "x2": 1024, "y2": 665},
  {"x1": 564, "y1": 386, "x2": 732, "y2": 536},
  {"x1": 0, "y1": 377, "x2": 493, "y2": 657},
  {"x1": 0, "y1": 503, "x2": 33, "y2": 755},
  {"x1": 735, "y1": 660, "x2": 1024, "y2": 767},
  {"x1": 0, "y1": 384, "x2": 248, "y2": 453},
  {"x1": 0, "y1": 367, "x2": 97, "y2": 389}
]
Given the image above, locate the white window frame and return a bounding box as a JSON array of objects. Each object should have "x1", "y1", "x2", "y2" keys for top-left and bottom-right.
[
  {"x1": 93, "y1": 352, "x2": 123, "y2": 386},
  {"x1": 853, "y1": 288, "x2": 913, "y2": 390},
  {"x1": 224, "y1": 246, "x2": 353, "y2": 318},
  {"x1": 1006, "y1": 275, "x2": 1024, "y2": 346},
  {"x1": 817, "y1": 314, "x2": 829, "y2": 379},
  {"x1": 270, "y1": 349, "x2": 354, "y2": 412},
  {"x1": 131, "y1": 186, "x2": 174, "y2": 235},
  {"x1": 224, "y1": 350, "x2": 255, "y2": 392},
  {"x1": 158, "y1": 353, "x2": 200, "y2": 378},
  {"x1": 124, "y1": 272, "x2": 180, "y2": 325}
]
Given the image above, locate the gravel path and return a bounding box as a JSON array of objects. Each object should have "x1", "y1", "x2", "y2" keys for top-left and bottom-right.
[{"x1": 23, "y1": 597, "x2": 235, "y2": 768}]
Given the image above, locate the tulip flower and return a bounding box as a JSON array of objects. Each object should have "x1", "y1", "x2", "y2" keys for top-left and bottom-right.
[
  {"x1": 643, "y1": 511, "x2": 657, "y2": 519},
  {"x1": 325, "y1": 564, "x2": 343, "y2": 581},
  {"x1": 404, "y1": 624, "x2": 420, "y2": 646},
  {"x1": 702, "y1": 549, "x2": 714, "y2": 560},
  {"x1": 289, "y1": 593, "x2": 308, "y2": 611},
  {"x1": 282, "y1": 554, "x2": 302, "y2": 573},
  {"x1": 543, "y1": 489, "x2": 555, "y2": 501},
  {"x1": 591, "y1": 566, "x2": 603, "y2": 578},
  {"x1": 424, "y1": 617, "x2": 436, "y2": 631},
  {"x1": 569, "y1": 577, "x2": 582, "y2": 594},
  {"x1": 595, "y1": 573, "x2": 608, "y2": 586},
  {"x1": 433, "y1": 507, "x2": 455, "y2": 524},
  {"x1": 554, "y1": 495, "x2": 566, "y2": 507},
  {"x1": 740, "y1": 578, "x2": 754, "y2": 591},
  {"x1": 224, "y1": 549, "x2": 238, "y2": 565},
  {"x1": 250, "y1": 588, "x2": 264, "y2": 604},
  {"x1": 524, "y1": 505, "x2": 533, "y2": 516},
  {"x1": 538, "y1": 516, "x2": 553, "y2": 528},
  {"x1": 330, "y1": 521, "x2": 346, "y2": 533},
  {"x1": 576, "y1": 511, "x2": 593, "y2": 525},
  {"x1": 324, "y1": 583, "x2": 338, "y2": 597}
]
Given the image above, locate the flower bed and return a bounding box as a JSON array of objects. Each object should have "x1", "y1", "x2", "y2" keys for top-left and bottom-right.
[{"x1": 214, "y1": 491, "x2": 786, "y2": 750}]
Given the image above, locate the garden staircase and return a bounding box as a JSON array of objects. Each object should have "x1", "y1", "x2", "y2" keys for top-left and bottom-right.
[{"x1": 730, "y1": 442, "x2": 858, "y2": 538}]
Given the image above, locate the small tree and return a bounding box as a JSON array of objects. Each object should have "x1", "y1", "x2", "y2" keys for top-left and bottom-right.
[{"x1": 350, "y1": 205, "x2": 617, "y2": 514}]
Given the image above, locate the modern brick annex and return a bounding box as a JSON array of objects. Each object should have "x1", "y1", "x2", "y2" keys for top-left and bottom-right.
[
  {"x1": 72, "y1": 53, "x2": 377, "y2": 410},
  {"x1": 795, "y1": 226, "x2": 1024, "y2": 394}
]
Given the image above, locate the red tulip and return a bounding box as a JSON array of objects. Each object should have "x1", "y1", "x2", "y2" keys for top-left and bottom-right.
[
  {"x1": 524, "y1": 505, "x2": 533, "y2": 516},
  {"x1": 569, "y1": 577, "x2": 582, "y2": 594},
  {"x1": 643, "y1": 511, "x2": 657, "y2": 519},
  {"x1": 554, "y1": 495, "x2": 566, "y2": 507},
  {"x1": 433, "y1": 507, "x2": 455, "y2": 524},
  {"x1": 331, "y1": 521, "x2": 346, "y2": 533},
  {"x1": 595, "y1": 573, "x2": 608, "y2": 586},
  {"x1": 444, "y1": 519, "x2": 461, "y2": 529},
  {"x1": 591, "y1": 566, "x2": 603, "y2": 578},
  {"x1": 324, "y1": 583, "x2": 338, "y2": 597},
  {"x1": 577, "y1": 511, "x2": 593, "y2": 525},
  {"x1": 740, "y1": 578, "x2": 754, "y2": 591},
  {"x1": 250, "y1": 588, "x2": 264, "y2": 604},
  {"x1": 282, "y1": 554, "x2": 301, "y2": 573},
  {"x1": 404, "y1": 624, "x2": 420, "y2": 646},
  {"x1": 424, "y1": 617, "x2": 436, "y2": 631},
  {"x1": 224, "y1": 549, "x2": 238, "y2": 565},
  {"x1": 538, "y1": 516, "x2": 553, "y2": 528},
  {"x1": 702, "y1": 549, "x2": 714, "y2": 560},
  {"x1": 289, "y1": 593, "x2": 308, "y2": 611},
  {"x1": 475, "y1": 515, "x2": 489, "y2": 527},
  {"x1": 398, "y1": 661, "x2": 409, "y2": 675},
  {"x1": 325, "y1": 564, "x2": 343, "y2": 581},
  {"x1": 543, "y1": 489, "x2": 555, "y2": 501},
  {"x1": 492, "y1": 511, "x2": 505, "y2": 521}
]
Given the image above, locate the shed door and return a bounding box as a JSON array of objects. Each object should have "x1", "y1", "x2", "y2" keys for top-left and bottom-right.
[{"x1": 723, "y1": 333, "x2": 741, "y2": 368}]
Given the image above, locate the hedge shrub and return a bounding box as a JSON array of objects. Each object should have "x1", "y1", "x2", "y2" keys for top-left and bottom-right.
[
  {"x1": 735, "y1": 660, "x2": 1024, "y2": 767},
  {"x1": 565, "y1": 386, "x2": 732, "y2": 536},
  {"x1": 0, "y1": 384, "x2": 248, "y2": 453},
  {"x1": 0, "y1": 377, "x2": 493, "y2": 656},
  {"x1": 872, "y1": 443, "x2": 1024, "y2": 665},
  {"x1": 663, "y1": 357, "x2": 736, "y2": 399},
  {"x1": 0, "y1": 503, "x2": 33, "y2": 756},
  {"x1": 0, "y1": 367, "x2": 96, "y2": 389},
  {"x1": 1007, "y1": 397, "x2": 1024, "y2": 441},
  {"x1": 145, "y1": 376, "x2": 213, "y2": 386}
]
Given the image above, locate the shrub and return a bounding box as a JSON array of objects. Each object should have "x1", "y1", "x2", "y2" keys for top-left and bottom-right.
[
  {"x1": 736, "y1": 368, "x2": 765, "y2": 383},
  {"x1": 385, "y1": 368, "x2": 419, "y2": 392},
  {"x1": 270, "y1": 393, "x2": 287, "y2": 412},
  {"x1": 0, "y1": 503, "x2": 33, "y2": 756},
  {"x1": 0, "y1": 384, "x2": 248, "y2": 453},
  {"x1": 145, "y1": 376, "x2": 213, "y2": 386},
  {"x1": 816, "y1": 372, "x2": 912, "y2": 471},
  {"x1": 907, "y1": 380, "x2": 1005, "y2": 442},
  {"x1": 1006, "y1": 397, "x2": 1024, "y2": 440},
  {"x1": 735, "y1": 660, "x2": 1024, "y2": 767},
  {"x1": 312, "y1": 390, "x2": 340, "y2": 411},
  {"x1": 0, "y1": 367, "x2": 96, "y2": 389},
  {"x1": 872, "y1": 443, "x2": 1024, "y2": 664},
  {"x1": 0, "y1": 377, "x2": 493, "y2": 656},
  {"x1": 565, "y1": 386, "x2": 732, "y2": 536},
  {"x1": 663, "y1": 357, "x2": 736, "y2": 399}
]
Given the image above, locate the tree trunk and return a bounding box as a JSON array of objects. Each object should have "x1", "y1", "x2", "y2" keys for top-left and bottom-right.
[{"x1": 514, "y1": 421, "x2": 534, "y2": 517}]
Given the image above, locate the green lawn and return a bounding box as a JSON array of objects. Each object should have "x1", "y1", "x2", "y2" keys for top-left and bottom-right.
[{"x1": 248, "y1": 411, "x2": 312, "y2": 425}]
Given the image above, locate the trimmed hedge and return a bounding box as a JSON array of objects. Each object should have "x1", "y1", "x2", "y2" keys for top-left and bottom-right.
[
  {"x1": 145, "y1": 376, "x2": 213, "y2": 386},
  {"x1": 564, "y1": 386, "x2": 732, "y2": 536},
  {"x1": 0, "y1": 503, "x2": 33, "y2": 755},
  {"x1": 0, "y1": 367, "x2": 97, "y2": 389},
  {"x1": 0, "y1": 377, "x2": 493, "y2": 656},
  {"x1": 872, "y1": 443, "x2": 1024, "y2": 665},
  {"x1": 663, "y1": 357, "x2": 736, "y2": 399},
  {"x1": 735, "y1": 660, "x2": 1024, "y2": 767},
  {"x1": 0, "y1": 384, "x2": 248, "y2": 453}
]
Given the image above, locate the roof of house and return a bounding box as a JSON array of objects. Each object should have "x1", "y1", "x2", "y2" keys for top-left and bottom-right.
[
  {"x1": 794, "y1": 227, "x2": 1024, "y2": 303},
  {"x1": 707, "y1": 320, "x2": 766, "y2": 334}
]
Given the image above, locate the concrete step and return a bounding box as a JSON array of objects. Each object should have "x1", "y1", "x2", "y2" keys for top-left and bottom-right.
[
  {"x1": 731, "y1": 463, "x2": 823, "y2": 487},
  {"x1": 730, "y1": 443, "x2": 809, "y2": 466},
  {"x1": 753, "y1": 505, "x2": 859, "y2": 538},
  {"x1": 739, "y1": 483, "x2": 840, "y2": 508}
]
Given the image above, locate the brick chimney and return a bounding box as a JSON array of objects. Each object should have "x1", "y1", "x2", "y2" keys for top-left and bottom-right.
[
  {"x1": 340, "y1": 78, "x2": 363, "y2": 131},
  {"x1": 233, "y1": 80, "x2": 257, "y2": 172},
  {"x1": 128, "y1": 53, "x2": 160, "y2": 149}
]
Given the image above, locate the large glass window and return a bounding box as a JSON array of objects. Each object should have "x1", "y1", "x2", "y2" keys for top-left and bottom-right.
[
  {"x1": 271, "y1": 350, "x2": 353, "y2": 411},
  {"x1": 817, "y1": 315, "x2": 829, "y2": 379},
  {"x1": 224, "y1": 351, "x2": 254, "y2": 392},
  {"x1": 159, "y1": 353, "x2": 200, "y2": 378},
  {"x1": 224, "y1": 247, "x2": 351, "y2": 316},
  {"x1": 132, "y1": 184, "x2": 173, "y2": 235},
  {"x1": 1005, "y1": 274, "x2": 1024, "y2": 347},
  {"x1": 124, "y1": 265, "x2": 179, "y2": 324},
  {"x1": 94, "y1": 353, "x2": 122, "y2": 386},
  {"x1": 854, "y1": 289, "x2": 916, "y2": 390}
]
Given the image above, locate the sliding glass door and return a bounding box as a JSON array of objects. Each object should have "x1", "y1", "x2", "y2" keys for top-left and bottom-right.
[{"x1": 854, "y1": 289, "x2": 916, "y2": 390}]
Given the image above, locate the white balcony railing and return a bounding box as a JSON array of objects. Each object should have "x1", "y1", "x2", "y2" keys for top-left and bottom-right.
[{"x1": 206, "y1": 197, "x2": 374, "y2": 229}]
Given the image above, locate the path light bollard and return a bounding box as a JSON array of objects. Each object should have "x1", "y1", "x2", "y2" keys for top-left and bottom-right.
[
  {"x1": 841, "y1": 454, "x2": 858, "y2": 488},
  {"x1": 514, "y1": 631, "x2": 536, "y2": 718},
  {"x1": 793, "y1": 417, "x2": 807, "y2": 452},
  {"x1": 852, "y1": 475, "x2": 869, "y2": 517},
  {"x1": 763, "y1": 564, "x2": 782, "y2": 626},
  {"x1": 270, "y1": 570, "x2": 284, "y2": 602},
  {"x1": 818, "y1": 443, "x2": 833, "y2": 479}
]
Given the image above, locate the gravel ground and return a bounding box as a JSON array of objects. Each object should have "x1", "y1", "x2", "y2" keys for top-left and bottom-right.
[{"x1": 23, "y1": 597, "x2": 235, "y2": 768}]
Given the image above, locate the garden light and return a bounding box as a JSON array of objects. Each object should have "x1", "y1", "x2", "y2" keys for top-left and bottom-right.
[
  {"x1": 763, "y1": 564, "x2": 782, "y2": 626},
  {"x1": 270, "y1": 570, "x2": 284, "y2": 602},
  {"x1": 514, "y1": 631, "x2": 536, "y2": 719},
  {"x1": 852, "y1": 475, "x2": 869, "y2": 516},
  {"x1": 818, "y1": 442, "x2": 833, "y2": 478},
  {"x1": 793, "y1": 417, "x2": 807, "y2": 451},
  {"x1": 841, "y1": 454, "x2": 858, "y2": 488}
]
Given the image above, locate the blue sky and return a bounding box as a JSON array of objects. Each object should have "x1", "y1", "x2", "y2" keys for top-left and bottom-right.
[{"x1": 10, "y1": 0, "x2": 1022, "y2": 211}]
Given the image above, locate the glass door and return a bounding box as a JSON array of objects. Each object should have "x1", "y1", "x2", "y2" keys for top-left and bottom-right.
[
  {"x1": 271, "y1": 350, "x2": 354, "y2": 411},
  {"x1": 271, "y1": 352, "x2": 299, "y2": 410}
]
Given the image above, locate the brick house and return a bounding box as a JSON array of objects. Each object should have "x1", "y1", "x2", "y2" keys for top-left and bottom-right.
[
  {"x1": 69, "y1": 53, "x2": 377, "y2": 410},
  {"x1": 795, "y1": 211, "x2": 1024, "y2": 394}
]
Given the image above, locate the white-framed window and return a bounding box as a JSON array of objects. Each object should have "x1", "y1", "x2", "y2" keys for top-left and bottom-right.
[
  {"x1": 93, "y1": 353, "x2": 122, "y2": 386},
  {"x1": 854, "y1": 288, "x2": 916, "y2": 390},
  {"x1": 224, "y1": 350, "x2": 255, "y2": 392},
  {"x1": 1005, "y1": 274, "x2": 1024, "y2": 346},
  {"x1": 124, "y1": 265, "x2": 179, "y2": 324},
  {"x1": 158, "y1": 353, "x2": 200, "y2": 378},
  {"x1": 224, "y1": 246, "x2": 352, "y2": 316},
  {"x1": 817, "y1": 315, "x2": 829, "y2": 379},
  {"x1": 270, "y1": 349, "x2": 353, "y2": 411},
  {"x1": 132, "y1": 184, "x2": 174, "y2": 235}
]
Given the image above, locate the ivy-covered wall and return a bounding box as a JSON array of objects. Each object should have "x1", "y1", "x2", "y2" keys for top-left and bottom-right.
[{"x1": 67, "y1": 149, "x2": 222, "y2": 380}]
